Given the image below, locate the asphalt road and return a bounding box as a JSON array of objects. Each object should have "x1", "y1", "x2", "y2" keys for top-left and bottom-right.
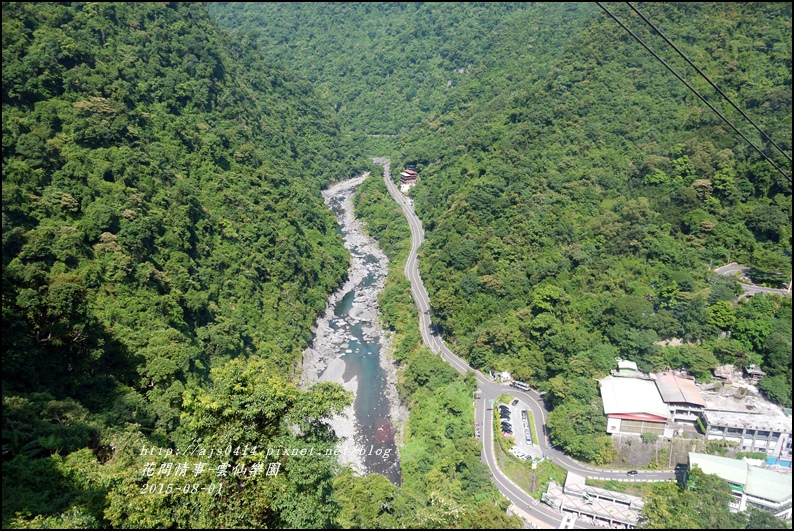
[
  {"x1": 714, "y1": 263, "x2": 791, "y2": 297},
  {"x1": 375, "y1": 159, "x2": 675, "y2": 528}
]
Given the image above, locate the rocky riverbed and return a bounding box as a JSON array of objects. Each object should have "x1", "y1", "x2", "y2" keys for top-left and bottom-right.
[{"x1": 301, "y1": 173, "x2": 406, "y2": 484}]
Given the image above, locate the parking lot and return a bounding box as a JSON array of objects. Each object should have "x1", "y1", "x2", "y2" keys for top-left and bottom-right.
[{"x1": 499, "y1": 399, "x2": 542, "y2": 459}]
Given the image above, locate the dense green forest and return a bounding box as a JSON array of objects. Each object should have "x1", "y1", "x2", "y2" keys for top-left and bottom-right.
[
  {"x1": 206, "y1": 2, "x2": 544, "y2": 135},
  {"x1": 401, "y1": 2, "x2": 792, "y2": 462},
  {"x1": 2, "y1": 2, "x2": 371, "y2": 527},
  {"x1": 4, "y1": 1, "x2": 792, "y2": 528},
  {"x1": 400, "y1": 3, "x2": 793, "y2": 446},
  {"x1": 345, "y1": 169, "x2": 521, "y2": 528},
  {"x1": 212, "y1": 2, "x2": 792, "y2": 466}
]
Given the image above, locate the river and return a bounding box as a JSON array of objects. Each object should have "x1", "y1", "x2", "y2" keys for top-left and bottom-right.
[{"x1": 301, "y1": 172, "x2": 405, "y2": 485}]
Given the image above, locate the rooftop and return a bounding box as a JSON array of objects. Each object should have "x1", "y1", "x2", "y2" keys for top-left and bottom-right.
[
  {"x1": 617, "y1": 359, "x2": 638, "y2": 371},
  {"x1": 545, "y1": 477, "x2": 642, "y2": 526},
  {"x1": 689, "y1": 453, "x2": 792, "y2": 503},
  {"x1": 599, "y1": 376, "x2": 671, "y2": 421},
  {"x1": 702, "y1": 410, "x2": 792, "y2": 433},
  {"x1": 689, "y1": 452, "x2": 748, "y2": 486},
  {"x1": 745, "y1": 467, "x2": 793, "y2": 503},
  {"x1": 745, "y1": 365, "x2": 767, "y2": 377},
  {"x1": 701, "y1": 390, "x2": 787, "y2": 417},
  {"x1": 564, "y1": 472, "x2": 644, "y2": 509},
  {"x1": 652, "y1": 371, "x2": 706, "y2": 408}
]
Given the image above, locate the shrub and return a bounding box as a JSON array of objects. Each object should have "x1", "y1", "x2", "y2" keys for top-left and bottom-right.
[{"x1": 641, "y1": 432, "x2": 659, "y2": 444}]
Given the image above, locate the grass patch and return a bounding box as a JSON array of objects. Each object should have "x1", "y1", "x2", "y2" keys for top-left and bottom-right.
[
  {"x1": 495, "y1": 439, "x2": 538, "y2": 494},
  {"x1": 534, "y1": 460, "x2": 567, "y2": 496},
  {"x1": 492, "y1": 407, "x2": 567, "y2": 499},
  {"x1": 737, "y1": 451, "x2": 767, "y2": 460},
  {"x1": 585, "y1": 478, "x2": 658, "y2": 498}
]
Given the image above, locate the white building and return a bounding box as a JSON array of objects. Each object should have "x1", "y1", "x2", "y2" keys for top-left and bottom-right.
[
  {"x1": 689, "y1": 452, "x2": 792, "y2": 519},
  {"x1": 542, "y1": 471, "x2": 644, "y2": 528},
  {"x1": 701, "y1": 410, "x2": 792, "y2": 467},
  {"x1": 599, "y1": 376, "x2": 673, "y2": 438}
]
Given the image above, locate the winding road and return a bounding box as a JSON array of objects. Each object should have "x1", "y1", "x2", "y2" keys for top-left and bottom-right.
[
  {"x1": 714, "y1": 263, "x2": 791, "y2": 297},
  {"x1": 374, "y1": 158, "x2": 675, "y2": 528}
]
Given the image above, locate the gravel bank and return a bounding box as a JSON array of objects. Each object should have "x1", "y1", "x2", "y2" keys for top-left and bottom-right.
[{"x1": 301, "y1": 172, "x2": 406, "y2": 476}]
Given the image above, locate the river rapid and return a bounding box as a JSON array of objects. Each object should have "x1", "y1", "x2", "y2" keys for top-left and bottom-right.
[{"x1": 301, "y1": 172, "x2": 406, "y2": 485}]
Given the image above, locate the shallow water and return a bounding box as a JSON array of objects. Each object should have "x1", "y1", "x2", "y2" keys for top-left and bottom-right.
[{"x1": 309, "y1": 181, "x2": 401, "y2": 484}]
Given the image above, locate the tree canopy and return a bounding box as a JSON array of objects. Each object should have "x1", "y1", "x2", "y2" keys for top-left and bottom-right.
[
  {"x1": 3, "y1": 2, "x2": 366, "y2": 527},
  {"x1": 4, "y1": 1, "x2": 792, "y2": 528}
]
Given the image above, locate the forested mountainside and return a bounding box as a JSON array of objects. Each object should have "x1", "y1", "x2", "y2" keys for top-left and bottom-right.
[
  {"x1": 4, "y1": 1, "x2": 792, "y2": 528},
  {"x1": 212, "y1": 1, "x2": 792, "y2": 466},
  {"x1": 2, "y1": 2, "x2": 368, "y2": 527},
  {"x1": 347, "y1": 169, "x2": 523, "y2": 528},
  {"x1": 206, "y1": 2, "x2": 580, "y2": 135},
  {"x1": 401, "y1": 1, "x2": 792, "y2": 462}
]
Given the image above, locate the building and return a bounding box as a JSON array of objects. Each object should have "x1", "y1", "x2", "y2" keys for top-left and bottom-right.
[
  {"x1": 701, "y1": 388, "x2": 786, "y2": 417},
  {"x1": 399, "y1": 169, "x2": 417, "y2": 184},
  {"x1": 599, "y1": 376, "x2": 673, "y2": 437},
  {"x1": 614, "y1": 358, "x2": 639, "y2": 377},
  {"x1": 491, "y1": 370, "x2": 514, "y2": 384},
  {"x1": 399, "y1": 169, "x2": 418, "y2": 192},
  {"x1": 542, "y1": 472, "x2": 644, "y2": 528},
  {"x1": 688, "y1": 452, "x2": 792, "y2": 519},
  {"x1": 599, "y1": 364, "x2": 790, "y2": 455},
  {"x1": 701, "y1": 410, "x2": 792, "y2": 466},
  {"x1": 651, "y1": 371, "x2": 706, "y2": 428},
  {"x1": 744, "y1": 364, "x2": 766, "y2": 384}
]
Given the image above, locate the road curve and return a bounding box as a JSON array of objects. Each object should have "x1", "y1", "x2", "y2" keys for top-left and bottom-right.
[
  {"x1": 374, "y1": 158, "x2": 675, "y2": 528},
  {"x1": 714, "y1": 263, "x2": 791, "y2": 297}
]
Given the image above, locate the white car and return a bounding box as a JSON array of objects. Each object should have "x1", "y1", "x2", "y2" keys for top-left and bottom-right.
[{"x1": 509, "y1": 446, "x2": 527, "y2": 459}]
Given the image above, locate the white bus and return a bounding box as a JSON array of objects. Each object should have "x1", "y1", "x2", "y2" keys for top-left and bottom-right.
[{"x1": 510, "y1": 381, "x2": 530, "y2": 391}]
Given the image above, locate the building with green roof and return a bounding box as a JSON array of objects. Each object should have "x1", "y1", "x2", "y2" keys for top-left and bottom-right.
[{"x1": 688, "y1": 452, "x2": 792, "y2": 520}]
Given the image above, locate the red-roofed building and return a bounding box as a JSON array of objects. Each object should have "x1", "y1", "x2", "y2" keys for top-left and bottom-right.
[
  {"x1": 599, "y1": 376, "x2": 673, "y2": 437},
  {"x1": 399, "y1": 169, "x2": 418, "y2": 192},
  {"x1": 399, "y1": 169, "x2": 417, "y2": 184}
]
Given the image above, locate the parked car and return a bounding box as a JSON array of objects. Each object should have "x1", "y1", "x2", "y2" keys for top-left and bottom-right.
[
  {"x1": 511, "y1": 399, "x2": 519, "y2": 406},
  {"x1": 509, "y1": 447, "x2": 527, "y2": 459}
]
